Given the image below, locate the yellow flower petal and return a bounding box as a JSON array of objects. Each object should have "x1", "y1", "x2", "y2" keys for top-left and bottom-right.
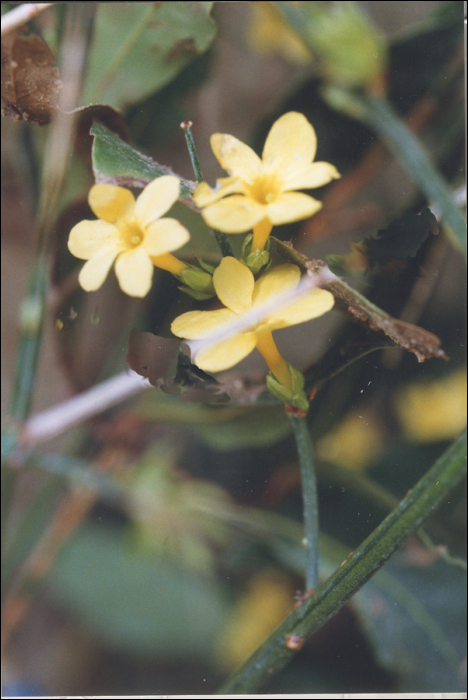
[
  {"x1": 171, "y1": 308, "x2": 237, "y2": 340},
  {"x1": 89, "y1": 185, "x2": 135, "y2": 223},
  {"x1": 193, "y1": 177, "x2": 243, "y2": 208},
  {"x1": 202, "y1": 196, "x2": 265, "y2": 233},
  {"x1": 213, "y1": 257, "x2": 255, "y2": 314},
  {"x1": 68, "y1": 220, "x2": 120, "y2": 260},
  {"x1": 267, "y1": 287, "x2": 335, "y2": 329},
  {"x1": 266, "y1": 192, "x2": 322, "y2": 225},
  {"x1": 78, "y1": 248, "x2": 120, "y2": 291},
  {"x1": 282, "y1": 161, "x2": 341, "y2": 191},
  {"x1": 252, "y1": 264, "x2": 300, "y2": 307},
  {"x1": 142, "y1": 218, "x2": 190, "y2": 256},
  {"x1": 195, "y1": 333, "x2": 257, "y2": 372},
  {"x1": 211, "y1": 133, "x2": 262, "y2": 179},
  {"x1": 262, "y1": 112, "x2": 317, "y2": 173},
  {"x1": 114, "y1": 248, "x2": 154, "y2": 297},
  {"x1": 135, "y1": 175, "x2": 180, "y2": 229}
]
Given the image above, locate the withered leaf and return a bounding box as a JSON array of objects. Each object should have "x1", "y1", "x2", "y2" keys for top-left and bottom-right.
[
  {"x1": 326, "y1": 209, "x2": 439, "y2": 277},
  {"x1": 126, "y1": 329, "x2": 181, "y2": 387},
  {"x1": 1, "y1": 30, "x2": 60, "y2": 125},
  {"x1": 126, "y1": 329, "x2": 230, "y2": 404},
  {"x1": 366, "y1": 208, "x2": 439, "y2": 266}
]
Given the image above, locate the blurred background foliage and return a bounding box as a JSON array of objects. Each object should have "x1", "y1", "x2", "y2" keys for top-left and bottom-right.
[{"x1": 1, "y1": 1, "x2": 466, "y2": 695}]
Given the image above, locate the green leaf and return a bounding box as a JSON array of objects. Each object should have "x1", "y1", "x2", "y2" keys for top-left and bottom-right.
[
  {"x1": 90, "y1": 121, "x2": 196, "y2": 205},
  {"x1": 353, "y1": 554, "x2": 466, "y2": 691},
  {"x1": 82, "y1": 2, "x2": 216, "y2": 110},
  {"x1": 195, "y1": 406, "x2": 291, "y2": 450},
  {"x1": 48, "y1": 524, "x2": 228, "y2": 658}
]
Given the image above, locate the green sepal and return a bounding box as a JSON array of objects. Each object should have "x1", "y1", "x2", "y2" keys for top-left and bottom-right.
[
  {"x1": 241, "y1": 234, "x2": 271, "y2": 273},
  {"x1": 180, "y1": 266, "x2": 215, "y2": 295},
  {"x1": 266, "y1": 365, "x2": 309, "y2": 412},
  {"x1": 245, "y1": 249, "x2": 270, "y2": 273},
  {"x1": 196, "y1": 258, "x2": 216, "y2": 274},
  {"x1": 178, "y1": 286, "x2": 215, "y2": 301}
]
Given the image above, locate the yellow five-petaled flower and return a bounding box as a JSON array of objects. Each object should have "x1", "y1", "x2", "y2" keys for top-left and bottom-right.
[
  {"x1": 171, "y1": 257, "x2": 335, "y2": 390},
  {"x1": 68, "y1": 176, "x2": 190, "y2": 298},
  {"x1": 193, "y1": 112, "x2": 340, "y2": 253}
]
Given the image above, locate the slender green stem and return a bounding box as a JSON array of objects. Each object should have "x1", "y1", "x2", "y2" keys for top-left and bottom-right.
[
  {"x1": 1, "y1": 477, "x2": 63, "y2": 599},
  {"x1": 9, "y1": 258, "x2": 48, "y2": 421},
  {"x1": 360, "y1": 93, "x2": 466, "y2": 253},
  {"x1": 289, "y1": 415, "x2": 319, "y2": 591},
  {"x1": 218, "y1": 429, "x2": 467, "y2": 694},
  {"x1": 212, "y1": 229, "x2": 235, "y2": 258},
  {"x1": 180, "y1": 121, "x2": 234, "y2": 258},
  {"x1": 181, "y1": 120, "x2": 204, "y2": 184}
]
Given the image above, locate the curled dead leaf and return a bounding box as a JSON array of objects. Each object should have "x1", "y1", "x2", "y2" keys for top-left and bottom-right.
[{"x1": 1, "y1": 30, "x2": 60, "y2": 125}]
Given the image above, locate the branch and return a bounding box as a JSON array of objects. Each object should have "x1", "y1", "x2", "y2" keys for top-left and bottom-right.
[
  {"x1": 1, "y1": 3, "x2": 54, "y2": 35},
  {"x1": 272, "y1": 238, "x2": 448, "y2": 363}
]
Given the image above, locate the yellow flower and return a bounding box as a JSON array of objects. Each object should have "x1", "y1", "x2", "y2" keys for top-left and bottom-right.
[
  {"x1": 68, "y1": 176, "x2": 190, "y2": 298},
  {"x1": 394, "y1": 370, "x2": 467, "y2": 443},
  {"x1": 171, "y1": 257, "x2": 334, "y2": 390},
  {"x1": 193, "y1": 112, "x2": 340, "y2": 253},
  {"x1": 317, "y1": 411, "x2": 383, "y2": 471},
  {"x1": 247, "y1": 2, "x2": 311, "y2": 65}
]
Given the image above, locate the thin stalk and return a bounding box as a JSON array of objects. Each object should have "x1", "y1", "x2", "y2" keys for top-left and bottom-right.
[
  {"x1": 9, "y1": 258, "x2": 48, "y2": 421},
  {"x1": 3, "y1": 3, "x2": 95, "y2": 591},
  {"x1": 8, "y1": 3, "x2": 94, "y2": 422},
  {"x1": 181, "y1": 120, "x2": 204, "y2": 184},
  {"x1": 289, "y1": 415, "x2": 319, "y2": 591},
  {"x1": 360, "y1": 93, "x2": 466, "y2": 253},
  {"x1": 180, "y1": 120, "x2": 234, "y2": 258},
  {"x1": 218, "y1": 429, "x2": 466, "y2": 694},
  {"x1": 212, "y1": 229, "x2": 235, "y2": 258}
]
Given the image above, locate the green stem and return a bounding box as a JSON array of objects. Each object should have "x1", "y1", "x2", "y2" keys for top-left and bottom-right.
[
  {"x1": 1, "y1": 476, "x2": 63, "y2": 599},
  {"x1": 218, "y1": 429, "x2": 467, "y2": 694},
  {"x1": 180, "y1": 120, "x2": 234, "y2": 258},
  {"x1": 213, "y1": 229, "x2": 235, "y2": 258},
  {"x1": 360, "y1": 93, "x2": 466, "y2": 253},
  {"x1": 289, "y1": 415, "x2": 319, "y2": 591},
  {"x1": 9, "y1": 258, "x2": 48, "y2": 421},
  {"x1": 181, "y1": 120, "x2": 204, "y2": 184}
]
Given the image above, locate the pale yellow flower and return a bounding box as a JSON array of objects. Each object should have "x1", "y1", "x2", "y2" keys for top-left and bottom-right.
[
  {"x1": 247, "y1": 2, "x2": 311, "y2": 65},
  {"x1": 171, "y1": 257, "x2": 334, "y2": 390},
  {"x1": 317, "y1": 411, "x2": 383, "y2": 471},
  {"x1": 394, "y1": 370, "x2": 467, "y2": 443},
  {"x1": 68, "y1": 176, "x2": 190, "y2": 298},
  {"x1": 193, "y1": 112, "x2": 340, "y2": 252}
]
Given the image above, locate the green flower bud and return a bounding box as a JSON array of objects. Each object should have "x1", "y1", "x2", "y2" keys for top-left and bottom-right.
[{"x1": 304, "y1": 1, "x2": 387, "y2": 88}]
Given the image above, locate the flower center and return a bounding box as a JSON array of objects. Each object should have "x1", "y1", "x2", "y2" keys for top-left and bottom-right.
[
  {"x1": 118, "y1": 218, "x2": 144, "y2": 249},
  {"x1": 247, "y1": 174, "x2": 281, "y2": 205}
]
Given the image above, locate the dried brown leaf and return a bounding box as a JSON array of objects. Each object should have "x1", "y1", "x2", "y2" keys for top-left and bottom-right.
[
  {"x1": 126, "y1": 329, "x2": 181, "y2": 387},
  {"x1": 1, "y1": 30, "x2": 60, "y2": 125}
]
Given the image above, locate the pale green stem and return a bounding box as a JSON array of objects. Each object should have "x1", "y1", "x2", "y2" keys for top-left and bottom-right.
[
  {"x1": 289, "y1": 415, "x2": 320, "y2": 591},
  {"x1": 181, "y1": 120, "x2": 234, "y2": 258}
]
